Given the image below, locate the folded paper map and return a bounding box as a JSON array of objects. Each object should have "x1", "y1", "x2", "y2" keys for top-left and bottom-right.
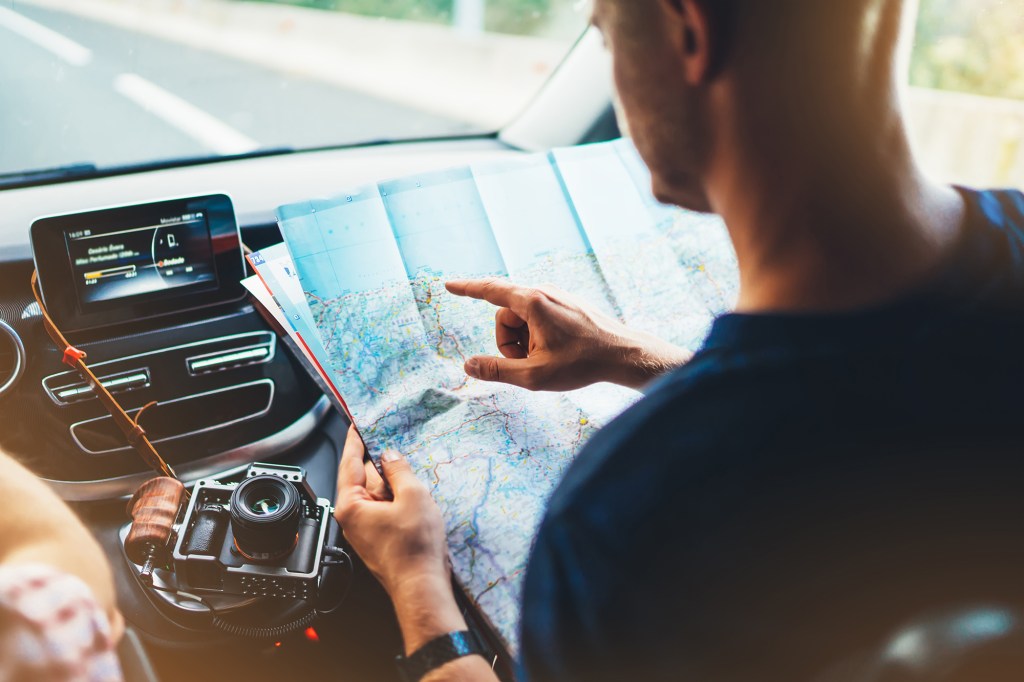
[{"x1": 251, "y1": 139, "x2": 739, "y2": 654}]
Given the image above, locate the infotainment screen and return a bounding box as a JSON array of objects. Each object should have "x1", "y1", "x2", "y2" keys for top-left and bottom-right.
[
  {"x1": 66, "y1": 210, "x2": 218, "y2": 306},
  {"x1": 32, "y1": 194, "x2": 245, "y2": 332}
]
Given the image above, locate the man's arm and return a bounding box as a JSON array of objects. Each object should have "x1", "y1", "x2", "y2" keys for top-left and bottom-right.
[
  {"x1": 0, "y1": 449, "x2": 123, "y2": 638},
  {"x1": 392, "y1": 577, "x2": 497, "y2": 682},
  {"x1": 335, "y1": 428, "x2": 499, "y2": 682},
  {"x1": 446, "y1": 279, "x2": 691, "y2": 392}
]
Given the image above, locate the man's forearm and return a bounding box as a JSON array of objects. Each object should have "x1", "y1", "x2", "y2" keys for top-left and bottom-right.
[
  {"x1": 613, "y1": 330, "x2": 693, "y2": 390},
  {"x1": 423, "y1": 655, "x2": 499, "y2": 682},
  {"x1": 391, "y1": 575, "x2": 500, "y2": 682}
]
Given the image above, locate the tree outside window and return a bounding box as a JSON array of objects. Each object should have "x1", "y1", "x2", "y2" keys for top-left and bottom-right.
[{"x1": 907, "y1": 0, "x2": 1024, "y2": 189}]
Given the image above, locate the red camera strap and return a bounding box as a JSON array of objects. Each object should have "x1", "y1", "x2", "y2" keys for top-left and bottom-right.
[{"x1": 30, "y1": 271, "x2": 180, "y2": 482}]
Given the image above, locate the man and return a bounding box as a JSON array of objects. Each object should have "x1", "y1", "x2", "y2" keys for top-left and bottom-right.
[
  {"x1": 0, "y1": 449, "x2": 124, "y2": 681},
  {"x1": 336, "y1": 0, "x2": 1024, "y2": 680}
]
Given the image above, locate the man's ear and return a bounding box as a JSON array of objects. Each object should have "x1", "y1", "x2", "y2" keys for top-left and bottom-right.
[{"x1": 667, "y1": 0, "x2": 717, "y2": 85}]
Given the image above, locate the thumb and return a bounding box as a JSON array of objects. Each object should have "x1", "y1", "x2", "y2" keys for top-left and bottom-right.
[
  {"x1": 465, "y1": 355, "x2": 539, "y2": 390},
  {"x1": 380, "y1": 450, "x2": 421, "y2": 495}
]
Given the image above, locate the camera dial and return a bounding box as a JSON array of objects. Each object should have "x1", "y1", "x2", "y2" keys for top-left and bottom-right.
[{"x1": 230, "y1": 475, "x2": 301, "y2": 562}]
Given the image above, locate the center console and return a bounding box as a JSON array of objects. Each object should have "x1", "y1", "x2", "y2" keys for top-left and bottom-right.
[
  {"x1": 7, "y1": 195, "x2": 327, "y2": 500},
  {"x1": 3, "y1": 193, "x2": 512, "y2": 681}
]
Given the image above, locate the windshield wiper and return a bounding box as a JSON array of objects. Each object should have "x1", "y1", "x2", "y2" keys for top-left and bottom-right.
[
  {"x1": 0, "y1": 148, "x2": 300, "y2": 191},
  {"x1": 0, "y1": 163, "x2": 99, "y2": 190},
  {"x1": 100, "y1": 147, "x2": 296, "y2": 174}
]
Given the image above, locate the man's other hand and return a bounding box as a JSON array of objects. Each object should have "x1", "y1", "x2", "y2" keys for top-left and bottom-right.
[{"x1": 446, "y1": 278, "x2": 693, "y2": 391}]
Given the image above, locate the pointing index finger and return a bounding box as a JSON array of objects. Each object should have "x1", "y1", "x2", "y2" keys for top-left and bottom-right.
[{"x1": 446, "y1": 278, "x2": 533, "y2": 316}]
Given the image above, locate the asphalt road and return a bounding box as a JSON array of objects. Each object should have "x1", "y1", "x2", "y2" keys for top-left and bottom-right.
[{"x1": 0, "y1": 2, "x2": 472, "y2": 177}]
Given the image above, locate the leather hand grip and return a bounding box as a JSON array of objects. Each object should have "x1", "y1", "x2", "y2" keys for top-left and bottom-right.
[
  {"x1": 125, "y1": 476, "x2": 185, "y2": 565},
  {"x1": 182, "y1": 504, "x2": 229, "y2": 556}
]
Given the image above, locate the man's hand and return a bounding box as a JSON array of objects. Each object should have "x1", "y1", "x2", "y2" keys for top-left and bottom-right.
[
  {"x1": 335, "y1": 427, "x2": 451, "y2": 600},
  {"x1": 446, "y1": 278, "x2": 692, "y2": 391},
  {"x1": 335, "y1": 429, "x2": 500, "y2": 681},
  {"x1": 334, "y1": 429, "x2": 458, "y2": 649}
]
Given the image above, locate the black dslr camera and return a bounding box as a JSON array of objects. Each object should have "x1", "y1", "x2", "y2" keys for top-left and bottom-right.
[{"x1": 171, "y1": 463, "x2": 332, "y2": 600}]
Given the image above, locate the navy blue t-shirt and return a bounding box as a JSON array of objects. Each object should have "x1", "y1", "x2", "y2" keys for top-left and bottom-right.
[{"x1": 519, "y1": 189, "x2": 1024, "y2": 682}]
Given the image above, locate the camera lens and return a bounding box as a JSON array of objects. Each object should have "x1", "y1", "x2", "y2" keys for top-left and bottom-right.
[
  {"x1": 249, "y1": 497, "x2": 281, "y2": 515},
  {"x1": 229, "y1": 475, "x2": 301, "y2": 562}
]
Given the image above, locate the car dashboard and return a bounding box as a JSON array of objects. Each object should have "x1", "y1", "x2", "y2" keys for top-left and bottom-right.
[
  {"x1": 0, "y1": 136, "x2": 539, "y2": 681},
  {"x1": 0, "y1": 137, "x2": 521, "y2": 491}
]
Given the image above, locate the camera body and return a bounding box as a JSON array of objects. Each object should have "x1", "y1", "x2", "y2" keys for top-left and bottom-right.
[{"x1": 172, "y1": 463, "x2": 331, "y2": 600}]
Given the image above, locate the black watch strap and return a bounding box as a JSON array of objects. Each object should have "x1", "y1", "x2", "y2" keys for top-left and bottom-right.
[{"x1": 395, "y1": 630, "x2": 488, "y2": 682}]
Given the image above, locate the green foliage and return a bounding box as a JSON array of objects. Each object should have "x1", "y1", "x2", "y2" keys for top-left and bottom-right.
[
  {"x1": 243, "y1": 0, "x2": 557, "y2": 34},
  {"x1": 245, "y1": 0, "x2": 448, "y2": 24},
  {"x1": 485, "y1": 0, "x2": 550, "y2": 35},
  {"x1": 911, "y1": 0, "x2": 1024, "y2": 100}
]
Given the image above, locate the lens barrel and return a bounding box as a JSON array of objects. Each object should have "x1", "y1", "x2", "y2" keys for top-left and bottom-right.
[{"x1": 229, "y1": 475, "x2": 301, "y2": 561}]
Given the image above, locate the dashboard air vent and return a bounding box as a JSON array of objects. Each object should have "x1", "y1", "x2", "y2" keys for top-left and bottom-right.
[{"x1": 0, "y1": 321, "x2": 26, "y2": 399}]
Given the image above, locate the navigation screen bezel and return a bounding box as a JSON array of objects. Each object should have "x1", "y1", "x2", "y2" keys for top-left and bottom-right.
[{"x1": 31, "y1": 194, "x2": 246, "y2": 332}]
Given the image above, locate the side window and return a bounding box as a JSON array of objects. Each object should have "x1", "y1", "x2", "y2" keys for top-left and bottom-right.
[{"x1": 907, "y1": 0, "x2": 1024, "y2": 189}]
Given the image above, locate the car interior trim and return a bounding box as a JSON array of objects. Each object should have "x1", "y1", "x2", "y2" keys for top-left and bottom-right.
[
  {"x1": 44, "y1": 394, "x2": 331, "y2": 502},
  {"x1": 40, "y1": 330, "x2": 277, "y2": 397},
  {"x1": 69, "y1": 378, "x2": 277, "y2": 456},
  {"x1": 47, "y1": 368, "x2": 153, "y2": 405},
  {"x1": 0, "y1": 320, "x2": 26, "y2": 398}
]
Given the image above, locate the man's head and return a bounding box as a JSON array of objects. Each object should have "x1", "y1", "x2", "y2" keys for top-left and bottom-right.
[{"x1": 593, "y1": 0, "x2": 913, "y2": 213}]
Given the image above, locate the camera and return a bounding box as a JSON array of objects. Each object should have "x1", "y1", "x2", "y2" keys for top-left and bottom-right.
[{"x1": 171, "y1": 463, "x2": 332, "y2": 600}]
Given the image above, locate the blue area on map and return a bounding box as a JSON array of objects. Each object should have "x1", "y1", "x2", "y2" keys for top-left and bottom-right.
[
  {"x1": 552, "y1": 144, "x2": 658, "y2": 247},
  {"x1": 471, "y1": 154, "x2": 592, "y2": 275},
  {"x1": 381, "y1": 168, "x2": 508, "y2": 279},
  {"x1": 279, "y1": 186, "x2": 409, "y2": 295}
]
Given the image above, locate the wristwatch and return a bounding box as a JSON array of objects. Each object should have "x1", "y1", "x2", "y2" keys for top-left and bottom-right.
[{"x1": 395, "y1": 630, "x2": 489, "y2": 682}]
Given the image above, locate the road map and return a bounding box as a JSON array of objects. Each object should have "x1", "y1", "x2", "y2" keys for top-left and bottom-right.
[{"x1": 263, "y1": 139, "x2": 739, "y2": 654}]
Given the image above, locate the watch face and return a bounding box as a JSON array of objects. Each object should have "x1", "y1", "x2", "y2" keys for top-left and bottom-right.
[{"x1": 396, "y1": 630, "x2": 487, "y2": 682}]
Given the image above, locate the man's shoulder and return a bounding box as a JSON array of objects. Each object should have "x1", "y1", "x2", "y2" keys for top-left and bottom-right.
[
  {"x1": 540, "y1": 185, "x2": 1024, "y2": 536},
  {"x1": 970, "y1": 187, "x2": 1024, "y2": 227},
  {"x1": 960, "y1": 187, "x2": 1024, "y2": 280}
]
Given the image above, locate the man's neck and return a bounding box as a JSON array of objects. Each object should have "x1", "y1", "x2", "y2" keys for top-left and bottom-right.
[{"x1": 711, "y1": 134, "x2": 966, "y2": 315}]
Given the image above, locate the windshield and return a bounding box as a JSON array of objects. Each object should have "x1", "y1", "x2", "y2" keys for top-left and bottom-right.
[{"x1": 0, "y1": 0, "x2": 590, "y2": 178}]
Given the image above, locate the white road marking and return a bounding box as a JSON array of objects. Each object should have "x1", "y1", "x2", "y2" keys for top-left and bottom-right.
[
  {"x1": 0, "y1": 5, "x2": 92, "y2": 66},
  {"x1": 113, "y1": 73, "x2": 260, "y2": 155}
]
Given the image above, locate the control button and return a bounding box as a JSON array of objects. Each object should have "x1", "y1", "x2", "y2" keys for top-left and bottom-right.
[
  {"x1": 54, "y1": 371, "x2": 149, "y2": 403},
  {"x1": 187, "y1": 346, "x2": 270, "y2": 375}
]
